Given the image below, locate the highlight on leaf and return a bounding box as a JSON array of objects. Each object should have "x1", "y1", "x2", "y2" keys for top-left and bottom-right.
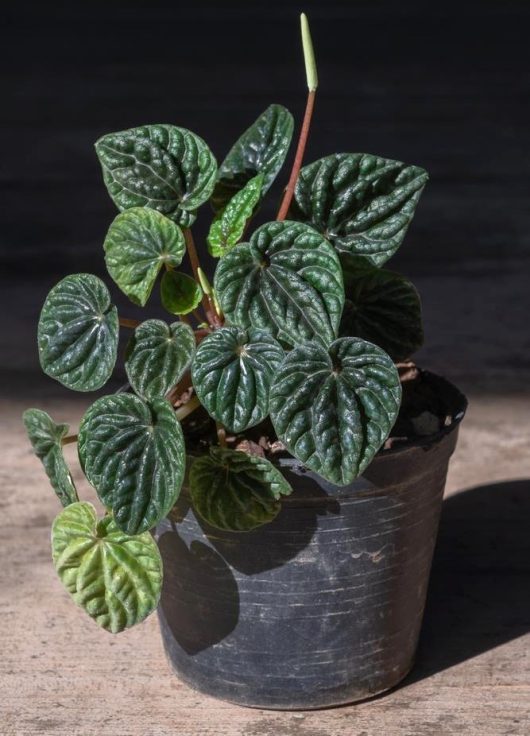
[{"x1": 207, "y1": 174, "x2": 264, "y2": 257}]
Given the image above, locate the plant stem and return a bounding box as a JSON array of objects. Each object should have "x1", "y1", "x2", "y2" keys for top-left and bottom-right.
[
  {"x1": 62, "y1": 434, "x2": 78, "y2": 446},
  {"x1": 276, "y1": 89, "x2": 316, "y2": 221},
  {"x1": 183, "y1": 228, "x2": 217, "y2": 325},
  {"x1": 216, "y1": 422, "x2": 227, "y2": 448},
  {"x1": 119, "y1": 317, "x2": 141, "y2": 329},
  {"x1": 175, "y1": 395, "x2": 201, "y2": 422}
]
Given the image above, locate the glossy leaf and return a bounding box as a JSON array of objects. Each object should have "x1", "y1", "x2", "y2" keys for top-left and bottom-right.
[
  {"x1": 95, "y1": 125, "x2": 217, "y2": 227},
  {"x1": 214, "y1": 221, "x2": 344, "y2": 347},
  {"x1": 207, "y1": 174, "x2": 264, "y2": 257},
  {"x1": 103, "y1": 207, "x2": 185, "y2": 306},
  {"x1": 38, "y1": 274, "x2": 118, "y2": 392},
  {"x1": 125, "y1": 320, "x2": 195, "y2": 400},
  {"x1": 211, "y1": 105, "x2": 293, "y2": 211},
  {"x1": 270, "y1": 337, "x2": 401, "y2": 485},
  {"x1": 160, "y1": 270, "x2": 203, "y2": 315},
  {"x1": 52, "y1": 502, "x2": 162, "y2": 633},
  {"x1": 339, "y1": 254, "x2": 423, "y2": 361},
  {"x1": 291, "y1": 153, "x2": 428, "y2": 265},
  {"x1": 78, "y1": 395, "x2": 185, "y2": 534},
  {"x1": 191, "y1": 326, "x2": 284, "y2": 432},
  {"x1": 23, "y1": 409, "x2": 78, "y2": 507},
  {"x1": 189, "y1": 447, "x2": 293, "y2": 531}
]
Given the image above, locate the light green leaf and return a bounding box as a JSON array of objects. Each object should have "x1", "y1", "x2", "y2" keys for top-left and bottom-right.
[
  {"x1": 125, "y1": 320, "x2": 195, "y2": 400},
  {"x1": 23, "y1": 409, "x2": 78, "y2": 507},
  {"x1": 38, "y1": 274, "x2": 118, "y2": 392},
  {"x1": 189, "y1": 447, "x2": 293, "y2": 531},
  {"x1": 160, "y1": 271, "x2": 203, "y2": 315},
  {"x1": 339, "y1": 254, "x2": 423, "y2": 361},
  {"x1": 211, "y1": 105, "x2": 293, "y2": 212},
  {"x1": 270, "y1": 337, "x2": 401, "y2": 485},
  {"x1": 214, "y1": 220, "x2": 344, "y2": 348},
  {"x1": 78, "y1": 395, "x2": 185, "y2": 534},
  {"x1": 291, "y1": 153, "x2": 428, "y2": 265},
  {"x1": 103, "y1": 207, "x2": 185, "y2": 306},
  {"x1": 207, "y1": 174, "x2": 264, "y2": 257},
  {"x1": 52, "y1": 502, "x2": 162, "y2": 633},
  {"x1": 95, "y1": 125, "x2": 217, "y2": 227},
  {"x1": 191, "y1": 326, "x2": 284, "y2": 433}
]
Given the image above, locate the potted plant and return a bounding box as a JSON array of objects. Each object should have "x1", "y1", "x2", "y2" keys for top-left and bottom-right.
[{"x1": 24, "y1": 14, "x2": 466, "y2": 709}]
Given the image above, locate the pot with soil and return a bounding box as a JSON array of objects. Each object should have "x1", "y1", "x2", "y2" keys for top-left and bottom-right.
[{"x1": 24, "y1": 14, "x2": 467, "y2": 712}]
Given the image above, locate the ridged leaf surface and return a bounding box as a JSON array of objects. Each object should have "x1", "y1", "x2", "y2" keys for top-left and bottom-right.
[
  {"x1": 270, "y1": 337, "x2": 401, "y2": 485},
  {"x1": 207, "y1": 174, "x2": 264, "y2": 257},
  {"x1": 52, "y1": 502, "x2": 162, "y2": 633}
]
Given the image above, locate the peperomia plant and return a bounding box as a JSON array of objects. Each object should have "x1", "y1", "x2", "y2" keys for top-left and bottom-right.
[{"x1": 24, "y1": 14, "x2": 427, "y2": 633}]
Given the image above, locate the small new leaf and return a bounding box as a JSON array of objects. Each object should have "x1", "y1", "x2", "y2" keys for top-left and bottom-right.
[
  {"x1": 125, "y1": 320, "x2": 196, "y2": 400},
  {"x1": 270, "y1": 337, "x2": 401, "y2": 485},
  {"x1": 95, "y1": 125, "x2": 217, "y2": 227},
  {"x1": 207, "y1": 174, "x2": 264, "y2": 257},
  {"x1": 78, "y1": 395, "x2": 185, "y2": 534},
  {"x1": 38, "y1": 274, "x2": 118, "y2": 392},
  {"x1": 23, "y1": 409, "x2": 78, "y2": 507},
  {"x1": 189, "y1": 447, "x2": 293, "y2": 531},
  {"x1": 191, "y1": 326, "x2": 284, "y2": 432},
  {"x1": 104, "y1": 207, "x2": 186, "y2": 306},
  {"x1": 52, "y1": 502, "x2": 162, "y2": 633},
  {"x1": 160, "y1": 271, "x2": 203, "y2": 315}
]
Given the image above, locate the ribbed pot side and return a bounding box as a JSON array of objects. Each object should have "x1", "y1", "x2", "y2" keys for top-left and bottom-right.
[{"x1": 156, "y1": 373, "x2": 467, "y2": 710}]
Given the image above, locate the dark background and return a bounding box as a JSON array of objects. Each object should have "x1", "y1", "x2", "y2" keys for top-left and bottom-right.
[{"x1": 1, "y1": 0, "x2": 529, "y2": 395}]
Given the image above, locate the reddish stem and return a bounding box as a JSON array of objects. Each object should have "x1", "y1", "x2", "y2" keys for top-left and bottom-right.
[
  {"x1": 119, "y1": 317, "x2": 140, "y2": 329},
  {"x1": 183, "y1": 228, "x2": 218, "y2": 325}
]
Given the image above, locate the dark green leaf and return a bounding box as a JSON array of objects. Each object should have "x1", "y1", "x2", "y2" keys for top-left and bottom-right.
[
  {"x1": 270, "y1": 337, "x2": 401, "y2": 485},
  {"x1": 291, "y1": 153, "x2": 428, "y2": 266},
  {"x1": 160, "y1": 271, "x2": 203, "y2": 315},
  {"x1": 52, "y1": 502, "x2": 162, "y2": 633},
  {"x1": 38, "y1": 274, "x2": 118, "y2": 392},
  {"x1": 125, "y1": 320, "x2": 195, "y2": 400},
  {"x1": 23, "y1": 409, "x2": 78, "y2": 507},
  {"x1": 339, "y1": 254, "x2": 423, "y2": 361},
  {"x1": 78, "y1": 395, "x2": 185, "y2": 534},
  {"x1": 207, "y1": 174, "x2": 264, "y2": 257},
  {"x1": 214, "y1": 221, "x2": 344, "y2": 348},
  {"x1": 103, "y1": 207, "x2": 185, "y2": 306},
  {"x1": 191, "y1": 326, "x2": 284, "y2": 432},
  {"x1": 189, "y1": 447, "x2": 292, "y2": 531},
  {"x1": 211, "y1": 105, "x2": 293, "y2": 211},
  {"x1": 95, "y1": 125, "x2": 217, "y2": 227}
]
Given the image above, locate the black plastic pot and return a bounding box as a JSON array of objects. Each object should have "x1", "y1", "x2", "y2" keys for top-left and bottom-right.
[{"x1": 156, "y1": 372, "x2": 467, "y2": 710}]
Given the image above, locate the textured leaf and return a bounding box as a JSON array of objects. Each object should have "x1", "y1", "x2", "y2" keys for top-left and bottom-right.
[
  {"x1": 270, "y1": 337, "x2": 401, "y2": 485},
  {"x1": 291, "y1": 153, "x2": 428, "y2": 266},
  {"x1": 78, "y1": 395, "x2": 185, "y2": 534},
  {"x1": 191, "y1": 326, "x2": 284, "y2": 432},
  {"x1": 207, "y1": 174, "x2": 264, "y2": 257},
  {"x1": 103, "y1": 207, "x2": 185, "y2": 306},
  {"x1": 95, "y1": 125, "x2": 217, "y2": 227},
  {"x1": 160, "y1": 271, "x2": 203, "y2": 315},
  {"x1": 211, "y1": 105, "x2": 293, "y2": 211},
  {"x1": 189, "y1": 447, "x2": 292, "y2": 531},
  {"x1": 339, "y1": 254, "x2": 423, "y2": 361},
  {"x1": 214, "y1": 221, "x2": 344, "y2": 348},
  {"x1": 52, "y1": 502, "x2": 162, "y2": 633},
  {"x1": 38, "y1": 274, "x2": 118, "y2": 392},
  {"x1": 125, "y1": 320, "x2": 195, "y2": 400},
  {"x1": 23, "y1": 409, "x2": 78, "y2": 507}
]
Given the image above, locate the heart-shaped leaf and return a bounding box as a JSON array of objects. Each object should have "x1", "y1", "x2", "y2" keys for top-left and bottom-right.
[
  {"x1": 125, "y1": 320, "x2": 195, "y2": 400},
  {"x1": 207, "y1": 174, "x2": 264, "y2": 257},
  {"x1": 339, "y1": 254, "x2": 424, "y2": 361},
  {"x1": 191, "y1": 326, "x2": 284, "y2": 433},
  {"x1": 160, "y1": 271, "x2": 203, "y2": 315},
  {"x1": 103, "y1": 207, "x2": 186, "y2": 306},
  {"x1": 189, "y1": 447, "x2": 293, "y2": 531},
  {"x1": 38, "y1": 274, "x2": 118, "y2": 392},
  {"x1": 52, "y1": 502, "x2": 162, "y2": 633},
  {"x1": 270, "y1": 337, "x2": 401, "y2": 485},
  {"x1": 291, "y1": 153, "x2": 428, "y2": 266},
  {"x1": 211, "y1": 105, "x2": 293, "y2": 212},
  {"x1": 214, "y1": 221, "x2": 344, "y2": 347},
  {"x1": 78, "y1": 395, "x2": 185, "y2": 534},
  {"x1": 23, "y1": 409, "x2": 78, "y2": 507},
  {"x1": 95, "y1": 125, "x2": 217, "y2": 227}
]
